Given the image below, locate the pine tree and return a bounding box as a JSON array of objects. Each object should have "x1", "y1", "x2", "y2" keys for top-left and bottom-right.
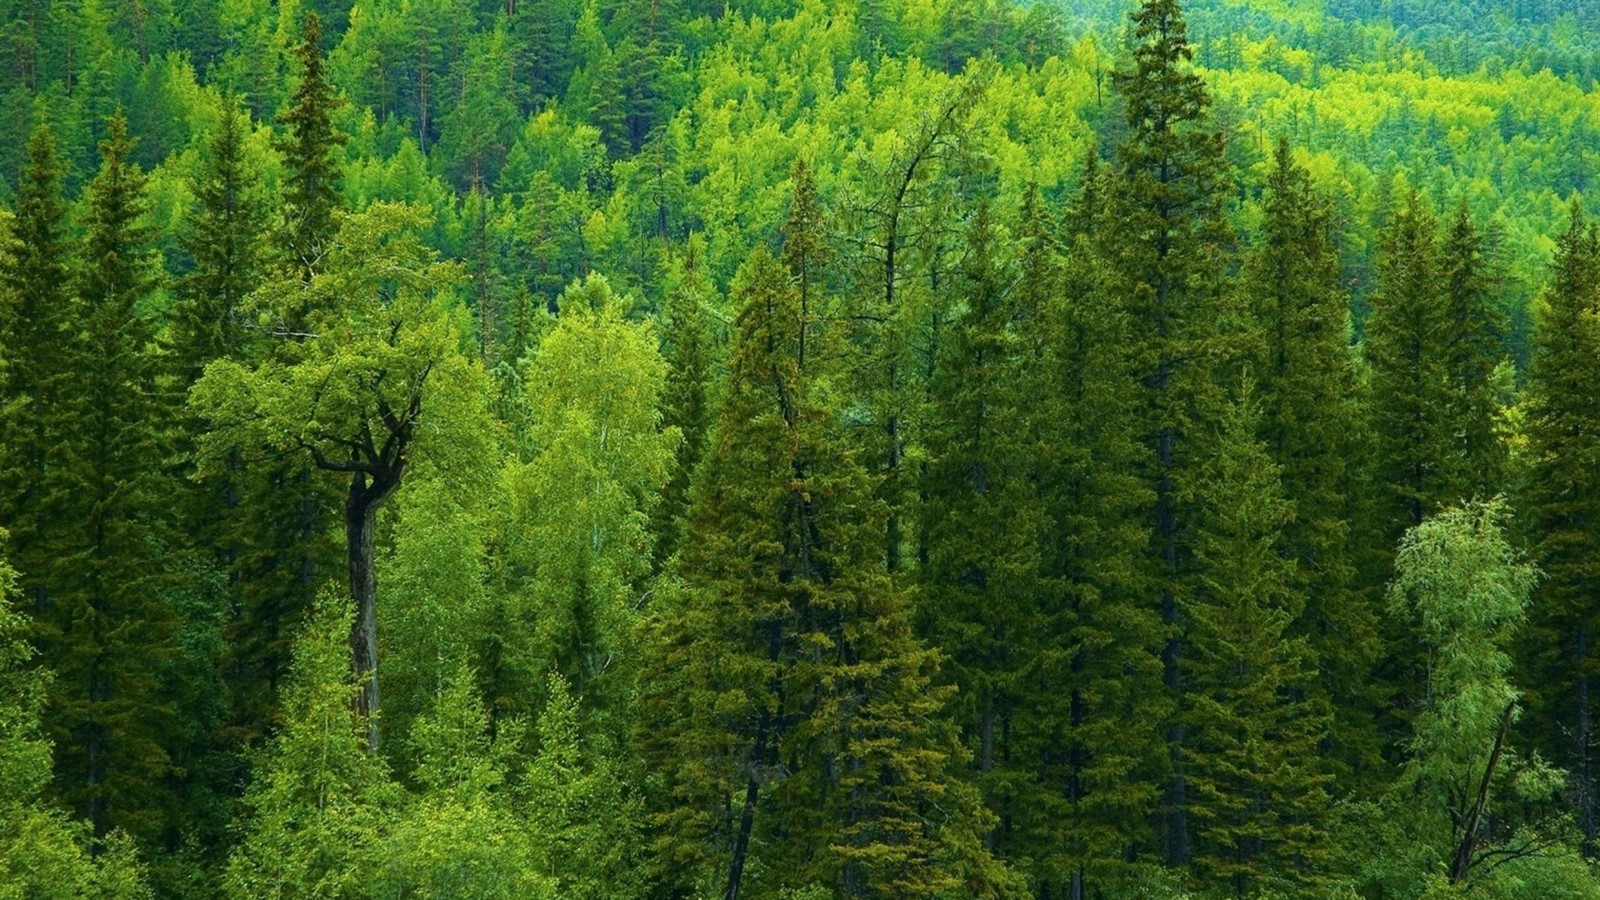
[
  {"x1": 639, "y1": 245, "x2": 1019, "y2": 898},
  {"x1": 918, "y1": 201, "x2": 1048, "y2": 864},
  {"x1": 1184, "y1": 387, "x2": 1332, "y2": 896},
  {"x1": 1521, "y1": 203, "x2": 1600, "y2": 855},
  {"x1": 43, "y1": 110, "x2": 180, "y2": 846},
  {"x1": 277, "y1": 10, "x2": 345, "y2": 281},
  {"x1": 1110, "y1": 0, "x2": 1236, "y2": 867},
  {"x1": 1245, "y1": 140, "x2": 1380, "y2": 783}
]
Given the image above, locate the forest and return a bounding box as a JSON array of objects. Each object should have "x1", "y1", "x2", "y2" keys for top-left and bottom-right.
[{"x1": 6, "y1": 0, "x2": 1600, "y2": 895}]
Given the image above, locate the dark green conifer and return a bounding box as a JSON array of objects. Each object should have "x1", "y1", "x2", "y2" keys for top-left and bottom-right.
[
  {"x1": 1184, "y1": 386, "x2": 1332, "y2": 895},
  {"x1": 43, "y1": 111, "x2": 179, "y2": 846},
  {"x1": 1040, "y1": 154, "x2": 1168, "y2": 895},
  {"x1": 276, "y1": 11, "x2": 345, "y2": 281},
  {"x1": 651, "y1": 234, "x2": 716, "y2": 570},
  {"x1": 1438, "y1": 199, "x2": 1508, "y2": 501},
  {"x1": 0, "y1": 123, "x2": 73, "y2": 616},
  {"x1": 918, "y1": 201, "x2": 1047, "y2": 863},
  {"x1": 1245, "y1": 140, "x2": 1380, "y2": 783},
  {"x1": 1110, "y1": 0, "x2": 1236, "y2": 866},
  {"x1": 173, "y1": 100, "x2": 267, "y2": 382},
  {"x1": 1364, "y1": 190, "x2": 1453, "y2": 548},
  {"x1": 640, "y1": 242, "x2": 1019, "y2": 898},
  {"x1": 1521, "y1": 203, "x2": 1600, "y2": 855}
]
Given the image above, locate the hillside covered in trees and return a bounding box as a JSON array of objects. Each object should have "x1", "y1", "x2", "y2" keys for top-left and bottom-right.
[{"x1": 6, "y1": 0, "x2": 1600, "y2": 895}]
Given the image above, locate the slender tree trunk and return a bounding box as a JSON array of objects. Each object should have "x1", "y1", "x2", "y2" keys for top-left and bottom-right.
[{"x1": 347, "y1": 480, "x2": 380, "y2": 748}]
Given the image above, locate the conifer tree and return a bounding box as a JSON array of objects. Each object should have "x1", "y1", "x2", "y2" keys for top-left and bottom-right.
[
  {"x1": 1245, "y1": 140, "x2": 1380, "y2": 782},
  {"x1": 1522, "y1": 204, "x2": 1600, "y2": 854},
  {"x1": 1364, "y1": 190, "x2": 1453, "y2": 550},
  {"x1": 277, "y1": 10, "x2": 345, "y2": 281},
  {"x1": 1438, "y1": 199, "x2": 1508, "y2": 501},
  {"x1": 639, "y1": 245, "x2": 1019, "y2": 898},
  {"x1": 173, "y1": 100, "x2": 268, "y2": 383},
  {"x1": 0, "y1": 533, "x2": 149, "y2": 898},
  {"x1": 651, "y1": 234, "x2": 716, "y2": 570},
  {"x1": 42, "y1": 111, "x2": 180, "y2": 846},
  {"x1": 1184, "y1": 387, "x2": 1332, "y2": 895},
  {"x1": 918, "y1": 201, "x2": 1047, "y2": 862},
  {"x1": 0, "y1": 123, "x2": 73, "y2": 618},
  {"x1": 1110, "y1": 0, "x2": 1236, "y2": 866},
  {"x1": 1038, "y1": 157, "x2": 1168, "y2": 896}
]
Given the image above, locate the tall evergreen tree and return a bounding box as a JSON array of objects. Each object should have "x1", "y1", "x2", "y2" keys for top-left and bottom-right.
[
  {"x1": 1438, "y1": 198, "x2": 1508, "y2": 501},
  {"x1": 639, "y1": 244, "x2": 1019, "y2": 898},
  {"x1": 1039, "y1": 158, "x2": 1168, "y2": 897},
  {"x1": 42, "y1": 111, "x2": 180, "y2": 846},
  {"x1": 1363, "y1": 190, "x2": 1454, "y2": 550},
  {"x1": 918, "y1": 201, "x2": 1047, "y2": 864},
  {"x1": 651, "y1": 234, "x2": 716, "y2": 570},
  {"x1": 1245, "y1": 140, "x2": 1380, "y2": 783},
  {"x1": 1110, "y1": 0, "x2": 1236, "y2": 866},
  {"x1": 1184, "y1": 387, "x2": 1332, "y2": 895},
  {"x1": 1522, "y1": 203, "x2": 1600, "y2": 854},
  {"x1": 172, "y1": 100, "x2": 268, "y2": 383},
  {"x1": 0, "y1": 123, "x2": 73, "y2": 619},
  {"x1": 0, "y1": 531, "x2": 151, "y2": 897},
  {"x1": 277, "y1": 10, "x2": 345, "y2": 282}
]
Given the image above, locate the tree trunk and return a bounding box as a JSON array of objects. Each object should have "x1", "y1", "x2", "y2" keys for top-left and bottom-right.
[{"x1": 347, "y1": 478, "x2": 381, "y2": 749}]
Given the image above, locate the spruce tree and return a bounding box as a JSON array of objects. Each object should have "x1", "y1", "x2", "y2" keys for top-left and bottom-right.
[
  {"x1": 1363, "y1": 190, "x2": 1453, "y2": 550},
  {"x1": 43, "y1": 110, "x2": 180, "y2": 846},
  {"x1": 639, "y1": 244, "x2": 1019, "y2": 898},
  {"x1": 1522, "y1": 203, "x2": 1600, "y2": 854},
  {"x1": 0, "y1": 532, "x2": 151, "y2": 898},
  {"x1": 1039, "y1": 156, "x2": 1168, "y2": 896},
  {"x1": 651, "y1": 234, "x2": 716, "y2": 571},
  {"x1": 1184, "y1": 387, "x2": 1332, "y2": 895},
  {"x1": 0, "y1": 123, "x2": 73, "y2": 618},
  {"x1": 173, "y1": 100, "x2": 268, "y2": 382},
  {"x1": 277, "y1": 10, "x2": 345, "y2": 281},
  {"x1": 918, "y1": 200, "x2": 1048, "y2": 863},
  {"x1": 1438, "y1": 199, "x2": 1508, "y2": 501},
  {"x1": 1110, "y1": 0, "x2": 1236, "y2": 866},
  {"x1": 1245, "y1": 140, "x2": 1380, "y2": 783}
]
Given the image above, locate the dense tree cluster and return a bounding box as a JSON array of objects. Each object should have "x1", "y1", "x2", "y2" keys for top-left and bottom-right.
[{"x1": 4, "y1": 0, "x2": 1600, "y2": 897}]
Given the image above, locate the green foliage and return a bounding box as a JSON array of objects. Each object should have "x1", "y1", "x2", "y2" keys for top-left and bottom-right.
[
  {"x1": 650, "y1": 233, "x2": 718, "y2": 569},
  {"x1": 7, "y1": 0, "x2": 1600, "y2": 893},
  {"x1": 917, "y1": 199, "x2": 1049, "y2": 873},
  {"x1": 0, "y1": 535, "x2": 152, "y2": 900},
  {"x1": 1245, "y1": 139, "x2": 1381, "y2": 784},
  {"x1": 1184, "y1": 385, "x2": 1333, "y2": 895},
  {"x1": 1520, "y1": 203, "x2": 1600, "y2": 856},
  {"x1": 499, "y1": 273, "x2": 676, "y2": 728},
  {"x1": 1349, "y1": 501, "x2": 1565, "y2": 895},
  {"x1": 277, "y1": 11, "x2": 346, "y2": 280},
  {"x1": 223, "y1": 591, "x2": 398, "y2": 898},
  {"x1": 1110, "y1": 0, "x2": 1239, "y2": 868},
  {"x1": 641, "y1": 244, "x2": 1020, "y2": 897}
]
